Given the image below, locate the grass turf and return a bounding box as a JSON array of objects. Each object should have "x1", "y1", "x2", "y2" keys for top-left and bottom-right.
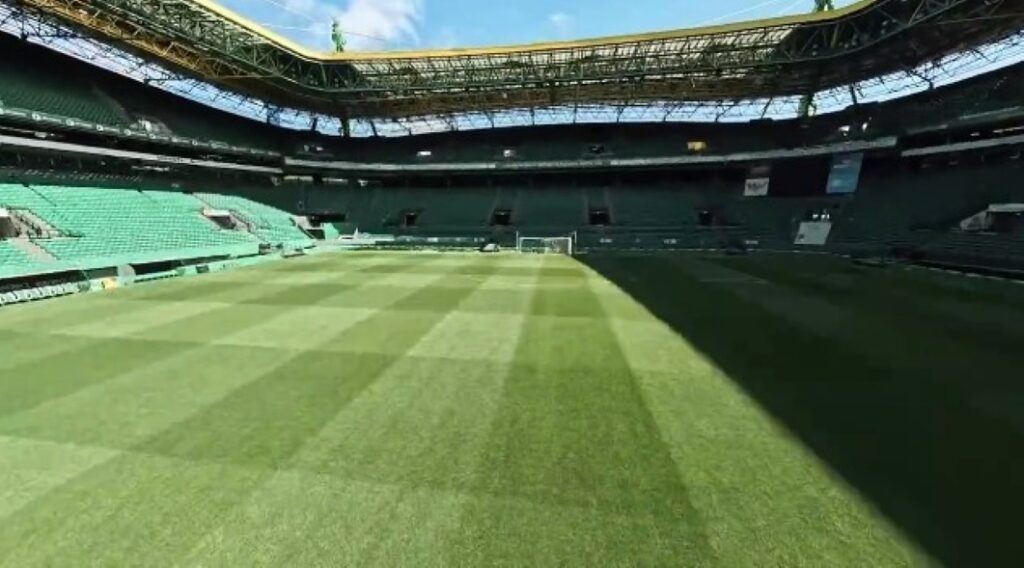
[{"x1": 0, "y1": 251, "x2": 1020, "y2": 566}]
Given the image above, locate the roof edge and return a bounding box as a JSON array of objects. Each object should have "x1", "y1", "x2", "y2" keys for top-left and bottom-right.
[{"x1": 193, "y1": 0, "x2": 880, "y2": 61}]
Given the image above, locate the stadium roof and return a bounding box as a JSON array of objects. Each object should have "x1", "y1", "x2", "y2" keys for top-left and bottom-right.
[{"x1": 7, "y1": 0, "x2": 1024, "y2": 121}]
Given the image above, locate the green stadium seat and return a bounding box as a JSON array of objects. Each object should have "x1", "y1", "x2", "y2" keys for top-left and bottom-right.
[
  {"x1": 0, "y1": 56, "x2": 128, "y2": 127},
  {"x1": 0, "y1": 184, "x2": 309, "y2": 272},
  {"x1": 194, "y1": 192, "x2": 314, "y2": 248}
]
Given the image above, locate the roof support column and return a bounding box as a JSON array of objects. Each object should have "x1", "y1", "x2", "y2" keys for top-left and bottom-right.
[
  {"x1": 339, "y1": 108, "x2": 351, "y2": 137},
  {"x1": 798, "y1": 0, "x2": 834, "y2": 118}
]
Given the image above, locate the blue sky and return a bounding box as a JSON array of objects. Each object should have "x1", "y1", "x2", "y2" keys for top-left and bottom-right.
[{"x1": 216, "y1": 0, "x2": 860, "y2": 51}]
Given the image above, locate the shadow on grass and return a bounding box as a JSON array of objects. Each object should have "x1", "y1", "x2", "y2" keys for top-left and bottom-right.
[{"x1": 580, "y1": 253, "x2": 1023, "y2": 567}]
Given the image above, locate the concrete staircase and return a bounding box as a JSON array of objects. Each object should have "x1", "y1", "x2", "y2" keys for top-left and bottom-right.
[
  {"x1": 9, "y1": 237, "x2": 56, "y2": 262},
  {"x1": 93, "y1": 84, "x2": 135, "y2": 127},
  {"x1": 9, "y1": 208, "x2": 61, "y2": 238}
]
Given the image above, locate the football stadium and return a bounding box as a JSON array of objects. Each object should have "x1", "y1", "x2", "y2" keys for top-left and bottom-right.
[{"x1": 0, "y1": 0, "x2": 1023, "y2": 565}]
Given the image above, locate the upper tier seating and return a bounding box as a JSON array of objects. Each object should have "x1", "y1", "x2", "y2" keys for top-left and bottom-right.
[
  {"x1": 0, "y1": 55, "x2": 127, "y2": 127},
  {"x1": 830, "y1": 159, "x2": 1024, "y2": 253},
  {"x1": 0, "y1": 34, "x2": 281, "y2": 152},
  {"x1": 513, "y1": 188, "x2": 585, "y2": 230},
  {"x1": 107, "y1": 82, "x2": 283, "y2": 151}
]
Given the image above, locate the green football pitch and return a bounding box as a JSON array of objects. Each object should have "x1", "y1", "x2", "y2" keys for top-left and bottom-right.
[{"x1": 0, "y1": 251, "x2": 1020, "y2": 566}]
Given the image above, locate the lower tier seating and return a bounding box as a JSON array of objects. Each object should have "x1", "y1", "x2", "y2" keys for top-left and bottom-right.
[
  {"x1": 0, "y1": 184, "x2": 312, "y2": 277},
  {"x1": 195, "y1": 192, "x2": 312, "y2": 247},
  {"x1": 0, "y1": 241, "x2": 48, "y2": 277}
]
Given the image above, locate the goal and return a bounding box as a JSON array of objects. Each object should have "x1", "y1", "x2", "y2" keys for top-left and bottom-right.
[{"x1": 516, "y1": 235, "x2": 574, "y2": 255}]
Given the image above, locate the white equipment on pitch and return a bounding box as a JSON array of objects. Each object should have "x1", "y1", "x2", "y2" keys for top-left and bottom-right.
[{"x1": 516, "y1": 235, "x2": 574, "y2": 255}]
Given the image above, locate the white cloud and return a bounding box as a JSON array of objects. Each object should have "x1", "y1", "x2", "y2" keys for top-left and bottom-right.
[
  {"x1": 430, "y1": 26, "x2": 459, "y2": 49},
  {"x1": 278, "y1": 0, "x2": 424, "y2": 51},
  {"x1": 548, "y1": 12, "x2": 574, "y2": 37},
  {"x1": 337, "y1": 0, "x2": 424, "y2": 50}
]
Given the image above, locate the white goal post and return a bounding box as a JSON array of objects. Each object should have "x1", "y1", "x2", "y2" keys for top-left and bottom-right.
[{"x1": 516, "y1": 234, "x2": 575, "y2": 255}]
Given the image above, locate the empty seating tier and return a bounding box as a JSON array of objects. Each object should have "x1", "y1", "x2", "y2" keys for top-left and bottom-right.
[
  {"x1": 195, "y1": 192, "x2": 312, "y2": 247},
  {"x1": 0, "y1": 184, "x2": 310, "y2": 277}
]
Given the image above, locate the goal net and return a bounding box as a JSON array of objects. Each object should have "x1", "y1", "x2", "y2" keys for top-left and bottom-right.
[{"x1": 516, "y1": 236, "x2": 574, "y2": 255}]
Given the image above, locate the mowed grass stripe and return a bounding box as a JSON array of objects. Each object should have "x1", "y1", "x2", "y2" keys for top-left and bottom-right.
[
  {"x1": 123, "y1": 278, "x2": 267, "y2": 303},
  {"x1": 177, "y1": 258, "x2": 537, "y2": 565},
  {"x1": 0, "y1": 449, "x2": 271, "y2": 566},
  {"x1": 136, "y1": 303, "x2": 290, "y2": 343},
  {"x1": 694, "y1": 255, "x2": 1024, "y2": 564},
  {"x1": 183, "y1": 471, "x2": 467, "y2": 566},
  {"x1": 0, "y1": 296, "x2": 153, "y2": 334},
  {"x1": 707, "y1": 254, "x2": 1024, "y2": 356},
  {"x1": 286, "y1": 259, "x2": 529, "y2": 482},
  {"x1": 0, "y1": 344, "x2": 301, "y2": 451},
  {"x1": 0, "y1": 268, "x2": 377, "y2": 445},
  {"x1": 703, "y1": 256, "x2": 1024, "y2": 435},
  {"x1": 0, "y1": 254, "x2": 496, "y2": 565},
  {"x1": 138, "y1": 261, "x2": 496, "y2": 469},
  {"x1": 0, "y1": 331, "x2": 97, "y2": 371},
  {"x1": 172, "y1": 260, "x2": 524, "y2": 565},
  {"x1": 262, "y1": 251, "x2": 423, "y2": 273},
  {"x1": 584, "y1": 254, "x2": 1024, "y2": 565},
  {"x1": 0, "y1": 436, "x2": 120, "y2": 523},
  {"x1": 184, "y1": 360, "x2": 516, "y2": 565},
  {"x1": 137, "y1": 350, "x2": 397, "y2": 468},
  {"x1": 452, "y1": 257, "x2": 712, "y2": 566},
  {"x1": 883, "y1": 262, "x2": 1024, "y2": 312},
  {"x1": 0, "y1": 338, "x2": 195, "y2": 418},
  {"x1": 0, "y1": 258, "x2": 405, "y2": 428},
  {"x1": 59, "y1": 300, "x2": 223, "y2": 338},
  {"x1": 289, "y1": 357, "x2": 512, "y2": 489},
  {"x1": 586, "y1": 255, "x2": 925, "y2": 566},
  {"x1": 241, "y1": 282, "x2": 359, "y2": 306}
]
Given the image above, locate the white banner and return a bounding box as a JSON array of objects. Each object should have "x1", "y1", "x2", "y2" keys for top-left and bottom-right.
[
  {"x1": 795, "y1": 222, "x2": 832, "y2": 246},
  {"x1": 744, "y1": 177, "x2": 770, "y2": 197}
]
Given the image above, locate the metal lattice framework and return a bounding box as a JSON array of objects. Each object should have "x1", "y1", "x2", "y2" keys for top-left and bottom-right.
[{"x1": 4, "y1": 0, "x2": 1024, "y2": 121}]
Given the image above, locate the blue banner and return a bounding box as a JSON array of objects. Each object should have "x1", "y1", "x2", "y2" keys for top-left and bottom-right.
[{"x1": 827, "y1": 153, "x2": 864, "y2": 194}]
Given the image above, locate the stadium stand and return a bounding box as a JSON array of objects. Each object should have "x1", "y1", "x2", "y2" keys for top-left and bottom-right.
[
  {"x1": 828, "y1": 157, "x2": 1024, "y2": 264},
  {"x1": 417, "y1": 187, "x2": 497, "y2": 230},
  {"x1": 0, "y1": 13, "x2": 1022, "y2": 270},
  {"x1": 104, "y1": 79, "x2": 284, "y2": 151},
  {"x1": 0, "y1": 46, "x2": 127, "y2": 127},
  {"x1": 0, "y1": 184, "x2": 312, "y2": 274},
  {"x1": 513, "y1": 187, "x2": 585, "y2": 230},
  {"x1": 877, "y1": 62, "x2": 1024, "y2": 133},
  {"x1": 305, "y1": 187, "x2": 373, "y2": 225},
  {"x1": 194, "y1": 192, "x2": 312, "y2": 247},
  {"x1": 0, "y1": 33, "x2": 284, "y2": 154},
  {"x1": 0, "y1": 241, "x2": 40, "y2": 271}
]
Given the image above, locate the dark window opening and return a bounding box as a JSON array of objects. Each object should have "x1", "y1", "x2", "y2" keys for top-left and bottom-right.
[
  {"x1": 589, "y1": 208, "x2": 611, "y2": 226},
  {"x1": 698, "y1": 210, "x2": 715, "y2": 227},
  {"x1": 310, "y1": 213, "x2": 347, "y2": 225},
  {"x1": 491, "y1": 209, "x2": 512, "y2": 226},
  {"x1": 403, "y1": 211, "x2": 420, "y2": 228}
]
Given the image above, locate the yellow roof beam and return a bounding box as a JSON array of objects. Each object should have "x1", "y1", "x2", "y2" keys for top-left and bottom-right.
[{"x1": 193, "y1": 0, "x2": 880, "y2": 61}]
